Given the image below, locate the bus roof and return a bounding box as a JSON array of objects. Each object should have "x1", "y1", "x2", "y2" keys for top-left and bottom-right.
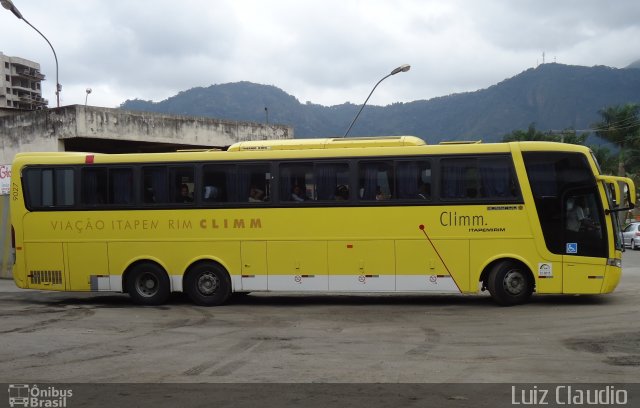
[
  {"x1": 227, "y1": 136, "x2": 426, "y2": 151},
  {"x1": 11, "y1": 138, "x2": 593, "y2": 166}
]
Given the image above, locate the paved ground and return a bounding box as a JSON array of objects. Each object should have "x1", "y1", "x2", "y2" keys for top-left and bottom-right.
[{"x1": 0, "y1": 251, "x2": 639, "y2": 384}]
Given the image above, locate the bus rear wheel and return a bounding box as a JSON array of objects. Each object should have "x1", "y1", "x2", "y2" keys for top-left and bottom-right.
[
  {"x1": 126, "y1": 262, "x2": 171, "y2": 306},
  {"x1": 487, "y1": 261, "x2": 533, "y2": 306},
  {"x1": 184, "y1": 263, "x2": 231, "y2": 306}
]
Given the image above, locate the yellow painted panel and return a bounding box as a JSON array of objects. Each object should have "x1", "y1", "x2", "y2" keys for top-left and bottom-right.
[
  {"x1": 427, "y1": 240, "x2": 469, "y2": 292},
  {"x1": 67, "y1": 242, "x2": 108, "y2": 290},
  {"x1": 241, "y1": 241, "x2": 267, "y2": 276},
  {"x1": 267, "y1": 241, "x2": 328, "y2": 276},
  {"x1": 107, "y1": 241, "x2": 241, "y2": 278},
  {"x1": 241, "y1": 241, "x2": 267, "y2": 291},
  {"x1": 328, "y1": 240, "x2": 395, "y2": 276},
  {"x1": 563, "y1": 256, "x2": 605, "y2": 294},
  {"x1": 396, "y1": 240, "x2": 447, "y2": 276},
  {"x1": 601, "y1": 265, "x2": 621, "y2": 293},
  {"x1": 24, "y1": 242, "x2": 66, "y2": 290}
]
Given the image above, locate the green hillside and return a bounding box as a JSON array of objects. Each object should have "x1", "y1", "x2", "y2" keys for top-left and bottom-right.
[{"x1": 120, "y1": 63, "x2": 640, "y2": 143}]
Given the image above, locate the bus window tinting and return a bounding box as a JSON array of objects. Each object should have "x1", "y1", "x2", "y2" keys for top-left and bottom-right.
[
  {"x1": 359, "y1": 161, "x2": 393, "y2": 200},
  {"x1": 25, "y1": 167, "x2": 74, "y2": 208},
  {"x1": 279, "y1": 162, "x2": 351, "y2": 202},
  {"x1": 202, "y1": 165, "x2": 229, "y2": 203},
  {"x1": 396, "y1": 161, "x2": 431, "y2": 200},
  {"x1": 82, "y1": 167, "x2": 133, "y2": 205},
  {"x1": 280, "y1": 162, "x2": 314, "y2": 202},
  {"x1": 142, "y1": 166, "x2": 194, "y2": 205},
  {"x1": 317, "y1": 163, "x2": 350, "y2": 201},
  {"x1": 170, "y1": 166, "x2": 195, "y2": 204},
  {"x1": 240, "y1": 165, "x2": 270, "y2": 203},
  {"x1": 440, "y1": 157, "x2": 518, "y2": 200}
]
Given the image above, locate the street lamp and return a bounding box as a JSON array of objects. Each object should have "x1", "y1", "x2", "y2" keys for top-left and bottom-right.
[
  {"x1": 85, "y1": 88, "x2": 92, "y2": 106},
  {"x1": 343, "y1": 64, "x2": 410, "y2": 137},
  {"x1": 1, "y1": 0, "x2": 61, "y2": 107}
]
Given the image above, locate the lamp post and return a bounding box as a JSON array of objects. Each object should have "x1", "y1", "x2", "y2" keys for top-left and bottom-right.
[
  {"x1": 343, "y1": 64, "x2": 410, "y2": 137},
  {"x1": 1, "y1": 0, "x2": 61, "y2": 107},
  {"x1": 85, "y1": 88, "x2": 92, "y2": 106}
]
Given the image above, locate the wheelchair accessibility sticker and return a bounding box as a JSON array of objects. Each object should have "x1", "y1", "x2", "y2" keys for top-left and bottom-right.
[{"x1": 566, "y1": 243, "x2": 578, "y2": 254}]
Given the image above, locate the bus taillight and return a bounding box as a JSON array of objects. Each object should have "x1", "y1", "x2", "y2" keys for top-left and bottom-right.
[{"x1": 11, "y1": 225, "x2": 15, "y2": 249}]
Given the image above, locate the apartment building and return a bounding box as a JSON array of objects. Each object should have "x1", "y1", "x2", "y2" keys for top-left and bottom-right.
[{"x1": 0, "y1": 51, "x2": 48, "y2": 110}]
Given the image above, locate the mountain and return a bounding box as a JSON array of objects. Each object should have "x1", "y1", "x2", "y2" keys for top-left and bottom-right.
[
  {"x1": 627, "y1": 59, "x2": 640, "y2": 69},
  {"x1": 120, "y1": 63, "x2": 640, "y2": 143}
]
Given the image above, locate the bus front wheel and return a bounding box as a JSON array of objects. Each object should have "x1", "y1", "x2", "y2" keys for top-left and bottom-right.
[
  {"x1": 487, "y1": 261, "x2": 533, "y2": 306},
  {"x1": 126, "y1": 263, "x2": 171, "y2": 306},
  {"x1": 184, "y1": 263, "x2": 231, "y2": 306}
]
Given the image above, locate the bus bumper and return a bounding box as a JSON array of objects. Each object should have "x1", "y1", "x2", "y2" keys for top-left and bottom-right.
[{"x1": 601, "y1": 264, "x2": 622, "y2": 293}]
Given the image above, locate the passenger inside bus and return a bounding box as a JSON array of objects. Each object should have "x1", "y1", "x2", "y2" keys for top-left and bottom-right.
[
  {"x1": 566, "y1": 197, "x2": 586, "y2": 232},
  {"x1": 249, "y1": 186, "x2": 266, "y2": 202},
  {"x1": 417, "y1": 183, "x2": 430, "y2": 199},
  {"x1": 178, "y1": 184, "x2": 193, "y2": 203},
  {"x1": 291, "y1": 184, "x2": 307, "y2": 202},
  {"x1": 335, "y1": 184, "x2": 349, "y2": 200}
]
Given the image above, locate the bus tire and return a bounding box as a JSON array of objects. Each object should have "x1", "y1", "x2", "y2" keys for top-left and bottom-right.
[
  {"x1": 184, "y1": 263, "x2": 231, "y2": 306},
  {"x1": 487, "y1": 261, "x2": 533, "y2": 306},
  {"x1": 126, "y1": 262, "x2": 171, "y2": 306}
]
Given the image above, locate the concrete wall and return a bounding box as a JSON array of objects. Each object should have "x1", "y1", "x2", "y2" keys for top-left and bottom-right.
[
  {"x1": 1, "y1": 105, "x2": 293, "y2": 163},
  {"x1": 0, "y1": 106, "x2": 293, "y2": 278},
  {"x1": 75, "y1": 105, "x2": 291, "y2": 146}
]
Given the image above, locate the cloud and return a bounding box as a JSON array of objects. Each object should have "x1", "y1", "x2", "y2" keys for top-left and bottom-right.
[{"x1": 1, "y1": 0, "x2": 638, "y2": 108}]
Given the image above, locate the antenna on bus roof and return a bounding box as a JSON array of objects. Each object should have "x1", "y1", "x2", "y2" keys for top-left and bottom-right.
[{"x1": 343, "y1": 64, "x2": 410, "y2": 138}]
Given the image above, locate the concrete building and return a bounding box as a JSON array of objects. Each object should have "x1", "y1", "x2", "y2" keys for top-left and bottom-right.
[
  {"x1": 0, "y1": 105, "x2": 293, "y2": 277},
  {"x1": 0, "y1": 52, "x2": 48, "y2": 110}
]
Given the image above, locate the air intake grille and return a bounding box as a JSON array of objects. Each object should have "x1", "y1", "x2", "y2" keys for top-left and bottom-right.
[{"x1": 29, "y1": 270, "x2": 63, "y2": 285}]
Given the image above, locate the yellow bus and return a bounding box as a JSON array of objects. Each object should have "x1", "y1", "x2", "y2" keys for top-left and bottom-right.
[{"x1": 9, "y1": 136, "x2": 636, "y2": 306}]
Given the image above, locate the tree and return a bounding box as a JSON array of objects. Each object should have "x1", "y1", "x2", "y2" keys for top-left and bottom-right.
[
  {"x1": 502, "y1": 123, "x2": 587, "y2": 144},
  {"x1": 591, "y1": 103, "x2": 640, "y2": 177},
  {"x1": 589, "y1": 145, "x2": 618, "y2": 175}
]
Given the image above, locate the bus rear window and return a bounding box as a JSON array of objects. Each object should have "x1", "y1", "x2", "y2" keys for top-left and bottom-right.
[{"x1": 24, "y1": 167, "x2": 75, "y2": 209}]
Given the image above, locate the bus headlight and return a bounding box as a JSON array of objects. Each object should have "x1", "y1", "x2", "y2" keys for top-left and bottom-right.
[{"x1": 607, "y1": 258, "x2": 622, "y2": 268}]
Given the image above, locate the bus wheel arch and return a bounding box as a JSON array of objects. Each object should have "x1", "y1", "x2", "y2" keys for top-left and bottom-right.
[
  {"x1": 183, "y1": 260, "x2": 231, "y2": 306},
  {"x1": 481, "y1": 258, "x2": 535, "y2": 306},
  {"x1": 123, "y1": 260, "x2": 171, "y2": 306}
]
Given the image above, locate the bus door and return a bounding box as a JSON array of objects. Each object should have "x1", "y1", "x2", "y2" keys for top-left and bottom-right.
[{"x1": 561, "y1": 189, "x2": 607, "y2": 294}]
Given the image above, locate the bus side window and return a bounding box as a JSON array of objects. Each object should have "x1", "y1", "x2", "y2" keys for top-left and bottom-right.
[
  {"x1": 142, "y1": 167, "x2": 168, "y2": 204},
  {"x1": 395, "y1": 160, "x2": 431, "y2": 200},
  {"x1": 315, "y1": 162, "x2": 350, "y2": 201},
  {"x1": 82, "y1": 168, "x2": 107, "y2": 205},
  {"x1": 109, "y1": 168, "x2": 133, "y2": 205},
  {"x1": 170, "y1": 166, "x2": 194, "y2": 204},
  {"x1": 359, "y1": 161, "x2": 393, "y2": 201},
  {"x1": 202, "y1": 164, "x2": 231, "y2": 203},
  {"x1": 238, "y1": 164, "x2": 271, "y2": 203},
  {"x1": 280, "y1": 162, "x2": 314, "y2": 202}
]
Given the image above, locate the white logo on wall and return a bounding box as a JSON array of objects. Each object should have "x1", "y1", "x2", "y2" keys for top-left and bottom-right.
[
  {"x1": 8, "y1": 384, "x2": 73, "y2": 407},
  {"x1": 538, "y1": 263, "x2": 553, "y2": 278}
]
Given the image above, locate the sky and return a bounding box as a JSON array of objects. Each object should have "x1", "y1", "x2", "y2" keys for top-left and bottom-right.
[{"x1": 1, "y1": 0, "x2": 639, "y2": 109}]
